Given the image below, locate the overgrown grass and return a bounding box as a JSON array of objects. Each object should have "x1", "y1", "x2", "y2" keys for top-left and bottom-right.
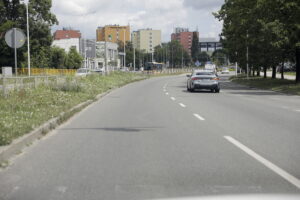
[
  {"x1": 0, "y1": 72, "x2": 147, "y2": 146},
  {"x1": 230, "y1": 75, "x2": 300, "y2": 95},
  {"x1": 277, "y1": 72, "x2": 296, "y2": 76}
]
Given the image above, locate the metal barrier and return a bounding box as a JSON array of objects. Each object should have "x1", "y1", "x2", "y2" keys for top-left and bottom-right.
[{"x1": 0, "y1": 76, "x2": 65, "y2": 96}]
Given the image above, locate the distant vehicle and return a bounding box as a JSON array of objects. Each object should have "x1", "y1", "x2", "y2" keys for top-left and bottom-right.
[
  {"x1": 187, "y1": 70, "x2": 220, "y2": 93},
  {"x1": 75, "y1": 68, "x2": 91, "y2": 77},
  {"x1": 221, "y1": 67, "x2": 230, "y2": 74},
  {"x1": 144, "y1": 62, "x2": 164, "y2": 71},
  {"x1": 204, "y1": 63, "x2": 216, "y2": 72},
  {"x1": 91, "y1": 68, "x2": 104, "y2": 74}
]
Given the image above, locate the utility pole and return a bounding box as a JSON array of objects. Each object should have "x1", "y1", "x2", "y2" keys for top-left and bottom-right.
[
  {"x1": 133, "y1": 46, "x2": 136, "y2": 71},
  {"x1": 246, "y1": 31, "x2": 249, "y2": 78},
  {"x1": 123, "y1": 29, "x2": 126, "y2": 69},
  {"x1": 104, "y1": 41, "x2": 108, "y2": 74},
  {"x1": 235, "y1": 51, "x2": 238, "y2": 76},
  {"x1": 181, "y1": 47, "x2": 184, "y2": 68},
  {"x1": 26, "y1": 2, "x2": 31, "y2": 76}
]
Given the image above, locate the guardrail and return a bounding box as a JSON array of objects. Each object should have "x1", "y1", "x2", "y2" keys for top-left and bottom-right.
[
  {"x1": 143, "y1": 68, "x2": 194, "y2": 74},
  {"x1": 0, "y1": 76, "x2": 65, "y2": 96}
]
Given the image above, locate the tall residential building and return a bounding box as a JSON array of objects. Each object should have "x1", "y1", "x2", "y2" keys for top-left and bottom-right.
[
  {"x1": 96, "y1": 25, "x2": 130, "y2": 43},
  {"x1": 171, "y1": 27, "x2": 198, "y2": 55},
  {"x1": 132, "y1": 29, "x2": 161, "y2": 53},
  {"x1": 52, "y1": 29, "x2": 81, "y2": 53}
]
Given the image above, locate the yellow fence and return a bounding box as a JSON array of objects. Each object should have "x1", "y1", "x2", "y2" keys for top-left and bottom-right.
[{"x1": 18, "y1": 68, "x2": 77, "y2": 76}]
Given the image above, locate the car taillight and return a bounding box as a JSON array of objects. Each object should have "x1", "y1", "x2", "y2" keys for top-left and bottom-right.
[
  {"x1": 211, "y1": 77, "x2": 219, "y2": 80},
  {"x1": 192, "y1": 77, "x2": 199, "y2": 80}
]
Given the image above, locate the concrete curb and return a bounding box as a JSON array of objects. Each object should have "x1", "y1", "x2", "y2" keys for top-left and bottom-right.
[{"x1": 0, "y1": 90, "x2": 111, "y2": 164}]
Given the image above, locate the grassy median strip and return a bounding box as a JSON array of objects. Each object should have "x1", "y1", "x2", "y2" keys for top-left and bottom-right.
[
  {"x1": 230, "y1": 75, "x2": 300, "y2": 95},
  {"x1": 0, "y1": 72, "x2": 147, "y2": 146}
]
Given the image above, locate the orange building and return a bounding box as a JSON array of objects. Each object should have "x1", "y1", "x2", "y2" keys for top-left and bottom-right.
[{"x1": 96, "y1": 25, "x2": 130, "y2": 43}]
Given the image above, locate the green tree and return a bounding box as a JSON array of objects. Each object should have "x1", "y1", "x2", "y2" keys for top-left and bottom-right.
[
  {"x1": 212, "y1": 49, "x2": 227, "y2": 67},
  {"x1": 50, "y1": 46, "x2": 66, "y2": 68},
  {"x1": 191, "y1": 32, "x2": 199, "y2": 62},
  {"x1": 65, "y1": 47, "x2": 83, "y2": 69},
  {"x1": 0, "y1": 0, "x2": 58, "y2": 69}
]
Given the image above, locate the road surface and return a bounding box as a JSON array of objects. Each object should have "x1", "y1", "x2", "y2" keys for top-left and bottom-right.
[{"x1": 0, "y1": 73, "x2": 300, "y2": 200}]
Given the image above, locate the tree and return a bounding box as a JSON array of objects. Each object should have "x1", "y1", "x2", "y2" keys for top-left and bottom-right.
[
  {"x1": 212, "y1": 49, "x2": 227, "y2": 67},
  {"x1": 215, "y1": 0, "x2": 300, "y2": 82},
  {"x1": 50, "y1": 46, "x2": 66, "y2": 68},
  {"x1": 65, "y1": 47, "x2": 83, "y2": 69},
  {"x1": 0, "y1": 0, "x2": 58, "y2": 69},
  {"x1": 191, "y1": 32, "x2": 199, "y2": 62}
]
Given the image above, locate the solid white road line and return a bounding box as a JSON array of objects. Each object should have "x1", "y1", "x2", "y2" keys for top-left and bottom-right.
[
  {"x1": 171, "y1": 97, "x2": 176, "y2": 101},
  {"x1": 224, "y1": 136, "x2": 300, "y2": 189},
  {"x1": 193, "y1": 113, "x2": 205, "y2": 121},
  {"x1": 179, "y1": 103, "x2": 186, "y2": 108},
  {"x1": 295, "y1": 110, "x2": 300, "y2": 112}
]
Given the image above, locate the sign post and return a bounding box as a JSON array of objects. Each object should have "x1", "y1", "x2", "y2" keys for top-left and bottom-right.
[{"x1": 5, "y1": 28, "x2": 26, "y2": 76}]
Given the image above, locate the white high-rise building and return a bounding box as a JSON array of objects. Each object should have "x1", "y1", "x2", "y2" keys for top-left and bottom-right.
[{"x1": 132, "y1": 29, "x2": 161, "y2": 53}]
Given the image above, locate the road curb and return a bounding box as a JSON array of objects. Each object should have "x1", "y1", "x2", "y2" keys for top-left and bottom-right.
[{"x1": 0, "y1": 90, "x2": 111, "y2": 165}]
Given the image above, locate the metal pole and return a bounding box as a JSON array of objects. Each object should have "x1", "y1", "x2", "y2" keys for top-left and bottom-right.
[
  {"x1": 123, "y1": 29, "x2": 126, "y2": 69},
  {"x1": 235, "y1": 51, "x2": 238, "y2": 76},
  {"x1": 14, "y1": 28, "x2": 17, "y2": 76},
  {"x1": 181, "y1": 47, "x2": 183, "y2": 68},
  {"x1": 26, "y1": 3, "x2": 31, "y2": 76},
  {"x1": 104, "y1": 41, "x2": 107, "y2": 74},
  {"x1": 133, "y1": 46, "x2": 136, "y2": 71},
  {"x1": 246, "y1": 31, "x2": 249, "y2": 78}
]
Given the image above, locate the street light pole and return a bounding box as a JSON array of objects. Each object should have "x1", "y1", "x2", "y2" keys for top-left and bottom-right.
[
  {"x1": 26, "y1": 2, "x2": 31, "y2": 76},
  {"x1": 123, "y1": 29, "x2": 126, "y2": 69},
  {"x1": 235, "y1": 51, "x2": 238, "y2": 76},
  {"x1": 246, "y1": 31, "x2": 249, "y2": 78}
]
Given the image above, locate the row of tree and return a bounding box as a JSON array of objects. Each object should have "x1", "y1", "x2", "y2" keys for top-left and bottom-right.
[
  {"x1": 0, "y1": 0, "x2": 82, "y2": 70},
  {"x1": 214, "y1": 0, "x2": 300, "y2": 83},
  {"x1": 121, "y1": 39, "x2": 215, "y2": 69}
]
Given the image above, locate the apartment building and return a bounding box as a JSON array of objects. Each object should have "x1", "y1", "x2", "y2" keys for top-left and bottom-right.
[
  {"x1": 96, "y1": 25, "x2": 130, "y2": 43},
  {"x1": 52, "y1": 29, "x2": 81, "y2": 53},
  {"x1": 132, "y1": 29, "x2": 161, "y2": 53},
  {"x1": 171, "y1": 28, "x2": 198, "y2": 55}
]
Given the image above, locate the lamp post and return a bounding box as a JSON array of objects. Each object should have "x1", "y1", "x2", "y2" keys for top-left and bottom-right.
[{"x1": 24, "y1": 0, "x2": 31, "y2": 76}]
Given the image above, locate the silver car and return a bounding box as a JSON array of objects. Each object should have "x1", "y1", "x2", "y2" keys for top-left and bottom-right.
[{"x1": 187, "y1": 70, "x2": 220, "y2": 93}]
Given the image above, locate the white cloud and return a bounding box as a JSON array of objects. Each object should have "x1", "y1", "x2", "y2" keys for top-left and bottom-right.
[{"x1": 52, "y1": 0, "x2": 223, "y2": 42}]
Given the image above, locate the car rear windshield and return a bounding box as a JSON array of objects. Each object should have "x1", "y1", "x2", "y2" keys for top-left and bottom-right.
[{"x1": 195, "y1": 72, "x2": 214, "y2": 76}]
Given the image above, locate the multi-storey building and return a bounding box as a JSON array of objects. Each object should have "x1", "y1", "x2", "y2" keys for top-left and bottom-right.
[
  {"x1": 96, "y1": 25, "x2": 130, "y2": 43},
  {"x1": 171, "y1": 28, "x2": 198, "y2": 55},
  {"x1": 52, "y1": 29, "x2": 82, "y2": 53},
  {"x1": 132, "y1": 29, "x2": 161, "y2": 53}
]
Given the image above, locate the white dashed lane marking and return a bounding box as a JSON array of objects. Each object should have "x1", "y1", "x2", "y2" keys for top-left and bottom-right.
[
  {"x1": 193, "y1": 113, "x2": 205, "y2": 121},
  {"x1": 179, "y1": 103, "x2": 186, "y2": 108},
  {"x1": 170, "y1": 97, "x2": 176, "y2": 101}
]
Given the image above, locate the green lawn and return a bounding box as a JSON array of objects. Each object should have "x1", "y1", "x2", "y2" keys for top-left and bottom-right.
[
  {"x1": 277, "y1": 72, "x2": 296, "y2": 76},
  {"x1": 230, "y1": 75, "x2": 300, "y2": 95},
  {"x1": 0, "y1": 72, "x2": 147, "y2": 146}
]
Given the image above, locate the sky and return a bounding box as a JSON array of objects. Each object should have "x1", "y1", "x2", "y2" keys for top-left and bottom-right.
[{"x1": 51, "y1": 0, "x2": 224, "y2": 42}]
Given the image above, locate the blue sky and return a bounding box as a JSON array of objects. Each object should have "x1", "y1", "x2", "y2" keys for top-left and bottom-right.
[{"x1": 52, "y1": 0, "x2": 224, "y2": 42}]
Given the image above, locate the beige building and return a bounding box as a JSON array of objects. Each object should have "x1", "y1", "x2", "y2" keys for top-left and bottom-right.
[
  {"x1": 96, "y1": 25, "x2": 130, "y2": 43},
  {"x1": 132, "y1": 29, "x2": 161, "y2": 53}
]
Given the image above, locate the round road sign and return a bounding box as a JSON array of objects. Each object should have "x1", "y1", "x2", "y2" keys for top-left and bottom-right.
[{"x1": 5, "y1": 28, "x2": 26, "y2": 49}]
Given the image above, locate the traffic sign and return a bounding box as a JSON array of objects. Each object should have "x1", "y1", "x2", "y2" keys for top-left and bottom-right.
[
  {"x1": 195, "y1": 60, "x2": 200, "y2": 67},
  {"x1": 5, "y1": 28, "x2": 26, "y2": 49}
]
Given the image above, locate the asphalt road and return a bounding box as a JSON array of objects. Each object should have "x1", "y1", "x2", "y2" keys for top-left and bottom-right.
[{"x1": 0, "y1": 73, "x2": 300, "y2": 200}]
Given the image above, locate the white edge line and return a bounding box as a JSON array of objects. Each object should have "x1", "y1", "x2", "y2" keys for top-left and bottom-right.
[
  {"x1": 170, "y1": 97, "x2": 176, "y2": 101},
  {"x1": 193, "y1": 113, "x2": 205, "y2": 121},
  {"x1": 295, "y1": 110, "x2": 300, "y2": 112},
  {"x1": 224, "y1": 136, "x2": 300, "y2": 189},
  {"x1": 179, "y1": 103, "x2": 186, "y2": 108}
]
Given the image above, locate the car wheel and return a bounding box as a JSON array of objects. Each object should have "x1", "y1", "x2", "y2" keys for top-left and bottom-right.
[
  {"x1": 190, "y1": 88, "x2": 194, "y2": 92},
  {"x1": 215, "y1": 88, "x2": 220, "y2": 93}
]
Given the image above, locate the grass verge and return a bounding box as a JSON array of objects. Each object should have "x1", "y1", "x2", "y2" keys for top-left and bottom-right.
[
  {"x1": 230, "y1": 75, "x2": 300, "y2": 96},
  {"x1": 0, "y1": 72, "x2": 147, "y2": 146}
]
